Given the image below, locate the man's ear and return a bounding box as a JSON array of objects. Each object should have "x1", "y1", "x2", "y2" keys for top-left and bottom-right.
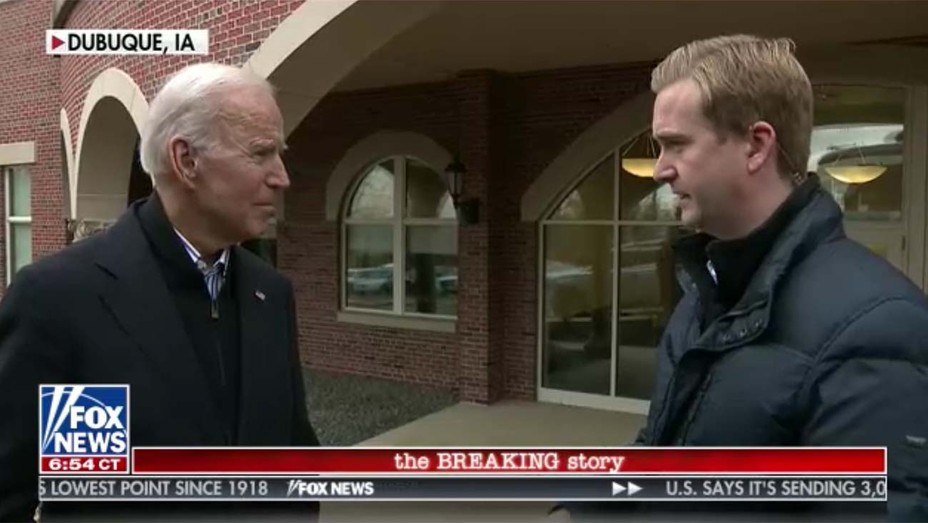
[
  {"x1": 169, "y1": 137, "x2": 198, "y2": 188},
  {"x1": 747, "y1": 121, "x2": 777, "y2": 174}
]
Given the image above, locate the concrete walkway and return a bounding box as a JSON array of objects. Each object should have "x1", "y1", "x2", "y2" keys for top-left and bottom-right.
[
  {"x1": 358, "y1": 400, "x2": 646, "y2": 446},
  {"x1": 320, "y1": 400, "x2": 646, "y2": 523}
]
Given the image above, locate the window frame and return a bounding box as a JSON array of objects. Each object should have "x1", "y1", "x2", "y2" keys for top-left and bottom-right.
[
  {"x1": 340, "y1": 155, "x2": 458, "y2": 322},
  {"x1": 5, "y1": 165, "x2": 32, "y2": 286},
  {"x1": 538, "y1": 146, "x2": 679, "y2": 415}
]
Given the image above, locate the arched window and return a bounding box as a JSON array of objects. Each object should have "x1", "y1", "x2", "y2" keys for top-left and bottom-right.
[
  {"x1": 342, "y1": 156, "x2": 458, "y2": 318},
  {"x1": 539, "y1": 133, "x2": 683, "y2": 410}
]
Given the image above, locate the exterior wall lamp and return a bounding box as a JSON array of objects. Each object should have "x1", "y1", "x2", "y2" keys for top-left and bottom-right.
[{"x1": 443, "y1": 157, "x2": 480, "y2": 225}]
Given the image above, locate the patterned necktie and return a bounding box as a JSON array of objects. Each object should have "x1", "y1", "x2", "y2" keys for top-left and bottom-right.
[{"x1": 197, "y1": 259, "x2": 225, "y2": 301}]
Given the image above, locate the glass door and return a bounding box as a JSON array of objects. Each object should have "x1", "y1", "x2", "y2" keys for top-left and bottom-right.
[{"x1": 810, "y1": 85, "x2": 923, "y2": 286}]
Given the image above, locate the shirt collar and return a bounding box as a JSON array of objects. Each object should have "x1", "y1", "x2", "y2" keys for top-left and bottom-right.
[{"x1": 173, "y1": 228, "x2": 231, "y2": 274}]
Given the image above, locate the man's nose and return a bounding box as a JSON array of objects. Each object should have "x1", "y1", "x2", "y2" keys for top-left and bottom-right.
[
  {"x1": 653, "y1": 155, "x2": 675, "y2": 184},
  {"x1": 269, "y1": 156, "x2": 291, "y2": 189}
]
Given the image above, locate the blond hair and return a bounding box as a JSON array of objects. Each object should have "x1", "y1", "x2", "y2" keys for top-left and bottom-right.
[{"x1": 651, "y1": 35, "x2": 813, "y2": 177}]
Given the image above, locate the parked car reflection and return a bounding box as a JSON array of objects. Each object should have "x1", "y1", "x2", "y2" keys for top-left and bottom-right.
[
  {"x1": 543, "y1": 231, "x2": 680, "y2": 398},
  {"x1": 347, "y1": 264, "x2": 459, "y2": 297},
  {"x1": 347, "y1": 265, "x2": 394, "y2": 295}
]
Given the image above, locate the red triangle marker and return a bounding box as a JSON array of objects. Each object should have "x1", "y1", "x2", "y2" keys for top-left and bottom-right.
[{"x1": 51, "y1": 35, "x2": 64, "y2": 50}]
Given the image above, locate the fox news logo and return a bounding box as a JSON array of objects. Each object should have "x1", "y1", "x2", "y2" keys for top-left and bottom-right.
[
  {"x1": 46, "y1": 30, "x2": 208, "y2": 55},
  {"x1": 287, "y1": 479, "x2": 375, "y2": 497},
  {"x1": 287, "y1": 479, "x2": 305, "y2": 497},
  {"x1": 40, "y1": 385, "x2": 129, "y2": 456}
]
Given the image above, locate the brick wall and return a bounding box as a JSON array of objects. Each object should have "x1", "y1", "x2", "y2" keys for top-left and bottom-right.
[
  {"x1": 61, "y1": 0, "x2": 303, "y2": 144},
  {"x1": 0, "y1": 0, "x2": 303, "y2": 291},
  {"x1": 283, "y1": 82, "x2": 461, "y2": 391},
  {"x1": 456, "y1": 71, "x2": 500, "y2": 403},
  {"x1": 284, "y1": 62, "x2": 654, "y2": 401},
  {"x1": 0, "y1": 0, "x2": 63, "y2": 294},
  {"x1": 1, "y1": 0, "x2": 657, "y2": 403}
]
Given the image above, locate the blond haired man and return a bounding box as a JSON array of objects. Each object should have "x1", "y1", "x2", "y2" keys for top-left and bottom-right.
[{"x1": 562, "y1": 35, "x2": 928, "y2": 522}]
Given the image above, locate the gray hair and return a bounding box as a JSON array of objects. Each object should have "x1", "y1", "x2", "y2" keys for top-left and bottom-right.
[{"x1": 140, "y1": 62, "x2": 275, "y2": 181}]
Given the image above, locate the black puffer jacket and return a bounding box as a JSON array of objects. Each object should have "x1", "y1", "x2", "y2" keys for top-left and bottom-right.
[{"x1": 629, "y1": 183, "x2": 928, "y2": 521}]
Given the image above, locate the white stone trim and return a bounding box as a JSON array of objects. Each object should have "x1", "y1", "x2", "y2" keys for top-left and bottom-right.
[
  {"x1": 521, "y1": 92, "x2": 654, "y2": 222},
  {"x1": 242, "y1": 0, "x2": 444, "y2": 136},
  {"x1": 337, "y1": 310, "x2": 456, "y2": 333},
  {"x1": 73, "y1": 67, "x2": 148, "y2": 219},
  {"x1": 244, "y1": 0, "x2": 359, "y2": 80},
  {"x1": 75, "y1": 68, "x2": 147, "y2": 170},
  {"x1": 0, "y1": 142, "x2": 36, "y2": 166},
  {"x1": 69, "y1": 67, "x2": 148, "y2": 219},
  {"x1": 60, "y1": 108, "x2": 74, "y2": 218}
]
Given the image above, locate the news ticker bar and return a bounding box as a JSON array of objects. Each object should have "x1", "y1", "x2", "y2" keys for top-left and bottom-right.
[
  {"x1": 129, "y1": 447, "x2": 886, "y2": 474},
  {"x1": 39, "y1": 475, "x2": 888, "y2": 502}
]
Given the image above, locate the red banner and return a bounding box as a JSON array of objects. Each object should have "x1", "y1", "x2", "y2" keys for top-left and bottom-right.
[{"x1": 131, "y1": 447, "x2": 885, "y2": 475}]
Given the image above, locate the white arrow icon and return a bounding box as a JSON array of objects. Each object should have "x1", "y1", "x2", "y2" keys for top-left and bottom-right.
[{"x1": 612, "y1": 482, "x2": 642, "y2": 496}]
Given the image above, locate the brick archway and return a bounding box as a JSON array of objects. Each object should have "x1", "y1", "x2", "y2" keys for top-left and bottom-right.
[
  {"x1": 73, "y1": 67, "x2": 147, "y2": 222},
  {"x1": 243, "y1": 0, "x2": 443, "y2": 137}
]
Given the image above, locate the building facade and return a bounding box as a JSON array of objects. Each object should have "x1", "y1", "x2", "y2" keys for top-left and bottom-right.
[{"x1": 2, "y1": 0, "x2": 928, "y2": 412}]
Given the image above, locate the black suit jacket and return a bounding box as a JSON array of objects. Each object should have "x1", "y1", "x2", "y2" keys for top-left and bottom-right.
[{"x1": 0, "y1": 197, "x2": 318, "y2": 522}]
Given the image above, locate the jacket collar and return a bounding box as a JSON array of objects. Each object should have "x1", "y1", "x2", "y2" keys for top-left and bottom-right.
[
  {"x1": 93, "y1": 198, "x2": 286, "y2": 444},
  {"x1": 676, "y1": 177, "x2": 846, "y2": 351},
  {"x1": 136, "y1": 192, "x2": 221, "y2": 286},
  {"x1": 93, "y1": 198, "x2": 227, "y2": 440}
]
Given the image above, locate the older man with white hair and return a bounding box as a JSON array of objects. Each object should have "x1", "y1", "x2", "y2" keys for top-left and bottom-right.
[{"x1": 0, "y1": 63, "x2": 319, "y2": 522}]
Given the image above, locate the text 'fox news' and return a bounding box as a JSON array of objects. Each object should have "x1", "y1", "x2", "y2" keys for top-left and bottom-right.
[{"x1": 39, "y1": 385, "x2": 129, "y2": 474}]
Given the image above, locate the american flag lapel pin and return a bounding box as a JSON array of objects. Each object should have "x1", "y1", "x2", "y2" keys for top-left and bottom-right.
[{"x1": 255, "y1": 290, "x2": 266, "y2": 302}]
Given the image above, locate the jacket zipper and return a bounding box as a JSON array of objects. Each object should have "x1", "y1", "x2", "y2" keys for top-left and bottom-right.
[
  {"x1": 211, "y1": 299, "x2": 225, "y2": 387},
  {"x1": 676, "y1": 370, "x2": 714, "y2": 444}
]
